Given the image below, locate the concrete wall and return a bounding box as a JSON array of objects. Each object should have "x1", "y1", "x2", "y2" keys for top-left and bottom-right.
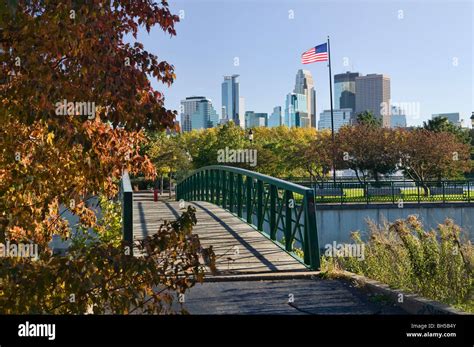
[{"x1": 316, "y1": 203, "x2": 474, "y2": 247}]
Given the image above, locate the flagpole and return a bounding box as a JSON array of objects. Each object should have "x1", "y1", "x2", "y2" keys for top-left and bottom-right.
[{"x1": 327, "y1": 35, "x2": 336, "y2": 185}]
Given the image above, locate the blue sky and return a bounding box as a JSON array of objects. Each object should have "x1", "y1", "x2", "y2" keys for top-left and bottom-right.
[{"x1": 136, "y1": 0, "x2": 473, "y2": 127}]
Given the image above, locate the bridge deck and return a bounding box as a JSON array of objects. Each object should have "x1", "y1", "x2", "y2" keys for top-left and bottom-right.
[{"x1": 133, "y1": 191, "x2": 309, "y2": 276}]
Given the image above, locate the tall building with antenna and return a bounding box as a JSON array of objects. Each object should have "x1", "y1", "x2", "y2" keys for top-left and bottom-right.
[{"x1": 294, "y1": 70, "x2": 316, "y2": 128}]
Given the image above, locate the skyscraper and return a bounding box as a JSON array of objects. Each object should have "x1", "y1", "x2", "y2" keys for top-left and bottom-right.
[
  {"x1": 245, "y1": 111, "x2": 268, "y2": 128},
  {"x1": 391, "y1": 106, "x2": 407, "y2": 128},
  {"x1": 180, "y1": 96, "x2": 219, "y2": 132},
  {"x1": 294, "y1": 70, "x2": 316, "y2": 128},
  {"x1": 355, "y1": 74, "x2": 391, "y2": 127},
  {"x1": 318, "y1": 109, "x2": 352, "y2": 131},
  {"x1": 285, "y1": 93, "x2": 309, "y2": 127},
  {"x1": 334, "y1": 71, "x2": 359, "y2": 112},
  {"x1": 222, "y1": 75, "x2": 244, "y2": 128},
  {"x1": 268, "y1": 106, "x2": 283, "y2": 127}
]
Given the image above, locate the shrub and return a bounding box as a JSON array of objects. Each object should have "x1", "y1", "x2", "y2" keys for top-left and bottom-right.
[
  {"x1": 0, "y1": 206, "x2": 215, "y2": 314},
  {"x1": 323, "y1": 216, "x2": 474, "y2": 313}
]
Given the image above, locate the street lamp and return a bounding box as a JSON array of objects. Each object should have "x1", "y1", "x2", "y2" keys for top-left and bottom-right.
[{"x1": 248, "y1": 129, "x2": 254, "y2": 142}]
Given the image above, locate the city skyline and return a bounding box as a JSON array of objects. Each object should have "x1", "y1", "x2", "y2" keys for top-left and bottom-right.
[
  {"x1": 137, "y1": 0, "x2": 472, "y2": 128},
  {"x1": 178, "y1": 68, "x2": 467, "y2": 130}
]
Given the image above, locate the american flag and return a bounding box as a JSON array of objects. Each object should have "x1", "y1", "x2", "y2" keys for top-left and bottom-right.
[{"x1": 301, "y1": 43, "x2": 328, "y2": 64}]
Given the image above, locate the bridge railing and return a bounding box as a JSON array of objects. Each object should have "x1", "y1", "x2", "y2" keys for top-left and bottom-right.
[
  {"x1": 119, "y1": 170, "x2": 133, "y2": 253},
  {"x1": 291, "y1": 179, "x2": 473, "y2": 205},
  {"x1": 176, "y1": 165, "x2": 320, "y2": 270}
]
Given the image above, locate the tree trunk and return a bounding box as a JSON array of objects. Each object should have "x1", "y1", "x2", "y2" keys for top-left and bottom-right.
[
  {"x1": 354, "y1": 169, "x2": 363, "y2": 185},
  {"x1": 420, "y1": 180, "x2": 429, "y2": 196}
]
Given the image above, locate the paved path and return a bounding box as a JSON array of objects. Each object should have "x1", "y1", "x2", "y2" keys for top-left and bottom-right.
[
  {"x1": 133, "y1": 191, "x2": 309, "y2": 276},
  {"x1": 180, "y1": 278, "x2": 406, "y2": 315}
]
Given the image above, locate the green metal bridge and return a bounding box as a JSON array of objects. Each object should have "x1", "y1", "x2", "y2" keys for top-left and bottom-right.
[
  {"x1": 121, "y1": 165, "x2": 321, "y2": 274},
  {"x1": 175, "y1": 165, "x2": 321, "y2": 270}
]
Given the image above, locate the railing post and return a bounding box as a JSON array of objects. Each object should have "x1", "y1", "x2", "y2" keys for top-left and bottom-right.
[
  {"x1": 194, "y1": 173, "x2": 197, "y2": 200},
  {"x1": 175, "y1": 181, "x2": 179, "y2": 201},
  {"x1": 365, "y1": 182, "x2": 369, "y2": 205},
  {"x1": 468, "y1": 180, "x2": 471, "y2": 203},
  {"x1": 417, "y1": 183, "x2": 421, "y2": 204},
  {"x1": 257, "y1": 179, "x2": 264, "y2": 231},
  {"x1": 196, "y1": 172, "x2": 200, "y2": 200},
  {"x1": 183, "y1": 179, "x2": 186, "y2": 201},
  {"x1": 120, "y1": 171, "x2": 133, "y2": 256},
  {"x1": 442, "y1": 180, "x2": 446, "y2": 203},
  {"x1": 214, "y1": 170, "x2": 219, "y2": 205},
  {"x1": 246, "y1": 176, "x2": 252, "y2": 224},
  {"x1": 189, "y1": 175, "x2": 192, "y2": 201},
  {"x1": 201, "y1": 171, "x2": 205, "y2": 200},
  {"x1": 284, "y1": 190, "x2": 292, "y2": 252},
  {"x1": 187, "y1": 177, "x2": 190, "y2": 201},
  {"x1": 304, "y1": 189, "x2": 320, "y2": 270},
  {"x1": 270, "y1": 184, "x2": 277, "y2": 240},
  {"x1": 197, "y1": 171, "x2": 201, "y2": 200},
  {"x1": 229, "y1": 172, "x2": 234, "y2": 213},
  {"x1": 340, "y1": 182, "x2": 344, "y2": 205},
  {"x1": 237, "y1": 174, "x2": 243, "y2": 218},
  {"x1": 391, "y1": 181, "x2": 395, "y2": 204},
  {"x1": 210, "y1": 170, "x2": 214, "y2": 203},
  {"x1": 222, "y1": 171, "x2": 227, "y2": 209},
  {"x1": 189, "y1": 176, "x2": 192, "y2": 201}
]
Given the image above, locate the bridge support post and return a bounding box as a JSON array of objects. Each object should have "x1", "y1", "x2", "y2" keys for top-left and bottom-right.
[
  {"x1": 120, "y1": 171, "x2": 133, "y2": 256},
  {"x1": 304, "y1": 190, "x2": 320, "y2": 270}
]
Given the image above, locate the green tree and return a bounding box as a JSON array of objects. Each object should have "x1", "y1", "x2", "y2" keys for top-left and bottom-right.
[
  {"x1": 147, "y1": 131, "x2": 192, "y2": 194},
  {"x1": 355, "y1": 110, "x2": 382, "y2": 128},
  {"x1": 423, "y1": 116, "x2": 471, "y2": 144}
]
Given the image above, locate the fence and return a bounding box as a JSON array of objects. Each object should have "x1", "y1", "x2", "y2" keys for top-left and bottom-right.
[{"x1": 291, "y1": 179, "x2": 474, "y2": 205}]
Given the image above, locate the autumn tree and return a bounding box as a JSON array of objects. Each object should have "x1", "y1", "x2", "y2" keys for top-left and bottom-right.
[
  {"x1": 0, "y1": 1, "x2": 215, "y2": 314},
  {"x1": 295, "y1": 130, "x2": 333, "y2": 184},
  {"x1": 336, "y1": 125, "x2": 400, "y2": 183},
  {"x1": 398, "y1": 129, "x2": 471, "y2": 192},
  {"x1": 1, "y1": 0, "x2": 179, "y2": 242}
]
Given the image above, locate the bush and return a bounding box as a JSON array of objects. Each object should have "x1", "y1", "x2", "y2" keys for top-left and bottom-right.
[
  {"x1": 0, "y1": 206, "x2": 215, "y2": 314},
  {"x1": 323, "y1": 216, "x2": 474, "y2": 313}
]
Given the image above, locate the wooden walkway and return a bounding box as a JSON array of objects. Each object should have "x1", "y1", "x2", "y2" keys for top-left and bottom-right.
[{"x1": 132, "y1": 191, "x2": 310, "y2": 277}]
